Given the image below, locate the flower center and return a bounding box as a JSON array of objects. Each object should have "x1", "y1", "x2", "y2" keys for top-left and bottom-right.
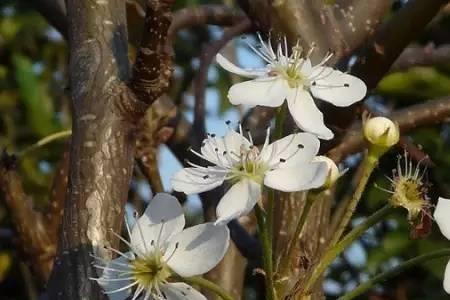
[
  {"x1": 130, "y1": 251, "x2": 171, "y2": 290},
  {"x1": 391, "y1": 177, "x2": 426, "y2": 220},
  {"x1": 230, "y1": 147, "x2": 268, "y2": 184}
]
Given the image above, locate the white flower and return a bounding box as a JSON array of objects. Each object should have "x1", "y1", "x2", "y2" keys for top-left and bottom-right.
[
  {"x1": 171, "y1": 127, "x2": 328, "y2": 224},
  {"x1": 313, "y1": 156, "x2": 344, "y2": 189},
  {"x1": 434, "y1": 197, "x2": 450, "y2": 294},
  {"x1": 216, "y1": 35, "x2": 367, "y2": 140},
  {"x1": 92, "y1": 193, "x2": 230, "y2": 300}
]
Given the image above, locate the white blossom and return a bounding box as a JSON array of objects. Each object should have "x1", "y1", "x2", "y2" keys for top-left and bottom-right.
[
  {"x1": 171, "y1": 126, "x2": 328, "y2": 224},
  {"x1": 433, "y1": 196, "x2": 450, "y2": 294},
  {"x1": 92, "y1": 193, "x2": 230, "y2": 300},
  {"x1": 216, "y1": 35, "x2": 367, "y2": 140}
]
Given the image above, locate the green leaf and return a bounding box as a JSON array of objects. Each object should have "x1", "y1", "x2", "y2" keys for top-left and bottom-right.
[
  {"x1": 378, "y1": 67, "x2": 450, "y2": 100},
  {"x1": 12, "y1": 54, "x2": 57, "y2": 137}
]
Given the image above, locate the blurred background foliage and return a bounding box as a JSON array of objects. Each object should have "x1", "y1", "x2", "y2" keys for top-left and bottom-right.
[{"x1": 0, "y1": 0, "x2": 450, "y2": 300}]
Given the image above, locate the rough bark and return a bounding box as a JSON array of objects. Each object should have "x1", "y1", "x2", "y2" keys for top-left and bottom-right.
[{"x1": 47, "y1": 1, "x2": 133, "y2": 299}]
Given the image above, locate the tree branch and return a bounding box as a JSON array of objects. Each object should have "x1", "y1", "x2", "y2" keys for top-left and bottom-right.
[
  {"x1": 168, "y1": 5, "x2": 247, "y2": 43},
  {"x1": 327, "y1": 96, "x2": 450, "y2": 163},
  {"x1": 193, "y1": 19, "x2": 252, "y2": 136},
  {"x1": 390, "y1": 44, "x2": 450, "y2": 72},
  {"x1": 128, "y1": 0, "x2": 174, "y2": 106},
  {"x1": 48, "y1": 0, "x2": 134, "y2": 299},
  {"x1": 23, "y1": 0, "x2": 68, "y2": 39},
  {"x1": 0, "y1": 152, "x2": 54, "y2": 284}
]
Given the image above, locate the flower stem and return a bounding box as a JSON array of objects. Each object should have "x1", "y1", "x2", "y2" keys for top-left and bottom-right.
[
  {"x1": 182, "y1": 276, "x2": 236, "y2": 300},
  {"x1": 274, "y1": 103, "x2": 287, "y2": 139},
  {"x1": 304, "y1": 204, "x2": 394, "y2": 293},
  {"x1": 255, "y1": 204, "x2": 276, "y2": 300},
  {"x1": 329, "y1": 153, "x2": 378, "y2": 247},
  {"x1": 338, "y1": 248, "x2": 450, "y2": 300},
  {"x1": 19, "y1": 130, "x2": 72, "y2": 156}
]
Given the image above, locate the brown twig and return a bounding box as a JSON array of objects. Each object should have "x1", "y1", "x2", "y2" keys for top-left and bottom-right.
[
  {"x1": 128, "y1": 0, "x2": 174, "y2": 105},
  {"x1": 24, "y1": 0, "x2": 68, "y2": 39},
  {"x1": 350, "y1": 0, "x2": 449, "y2": 89},
  {"x1": 168, "y1": 5, "x2": 248, "y2": 43},
  {"x1": 390, "y1": 44, "x2": 450, "y2": 72},
  {"x1": 135, "y1": 96, "x2": 178, "y2": 193},
  {"x1": 45, "y1": 143, "x2": 70, "y2": 244},
  {"x1": 193, "y1": 19, "x2": 252, "y2": 136},
  {"x1": 0, "y1": 152, "x2": 54, "y2": 284},
  {"x1": 327, "y1": 96, "x2": 450, "y2": 163}
]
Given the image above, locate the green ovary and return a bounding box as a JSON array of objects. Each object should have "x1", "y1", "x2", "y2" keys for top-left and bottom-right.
[
  {"x1": 231, "y1": 161, "x2": 268, "y2": 184},
  {"x1": 130, "y1": 253, "x2": 171, "y2": 289}
]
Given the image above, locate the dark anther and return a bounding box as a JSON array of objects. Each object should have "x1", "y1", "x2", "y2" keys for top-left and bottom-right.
[
  {"x1": 312, "y1": 81, "x2": 316, "y2": 86},
  {"x1": 203, "y1": 175, "x2": 209, "y2": 179},
  {"x1": 214, "y1": 148, "x2": 219, "y2": 152},
  {"x1": 175, "y1": 242, "x2": 179, "y2": 249},
  {"x1": 240, "y1": 167, "x2": 244, "y2": 171},
  {"x1": 181, "y1": 291, "x2": 187, "y2": 296},
  {"x1": 298, "y1": 144, "x2": 304, "y2": 149},
  {"x1": 344, "y1": 83, "x2": 349, "y2": 87},
  {"x1": 280, "y1": 158, "x2": 286, "y2": 163},
  {"x1": 225, "y1": 120, "x2": 231, "y2": 125},
  {"x1": 245, "y1": 128, "x2": 250, "y2": 132},
  {"x1": 162, "y1": 291, "x2": 167, "y2": 299},
  {"x1": 223, "y1": 151, "x2": 227, "y2": 155},
  {"x1": 211, "y1": 133, "x2": 216, "y2": 138},
  {"x1": 151, "y1": 240, "x2": 155, "y2": 246}
]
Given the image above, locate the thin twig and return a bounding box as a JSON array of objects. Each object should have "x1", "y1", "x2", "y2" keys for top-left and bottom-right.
[
  {"x1": 193, "y1": 19, "x2": 252, "y2": 136},
  {"x1": 391, "y1": 44, "x2": 450, "y2": 73},
  {"x1": 328, "y1": 96, "x2": 450, "y2": 163},
  {"x1": 168, "y1": 5, "x2": 247, "y2": 43}
]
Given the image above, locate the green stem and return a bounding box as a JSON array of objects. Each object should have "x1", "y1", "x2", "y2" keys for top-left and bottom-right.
[
  {"x1": 19, "y1": 130, "x2": 72, "y2": 156},
  {"x1": 182, "y1": 276, "x2": 235, "y2": 300},
  {"x1": 304, "y1": 204, "x2": 394, "y2": 293},
  {"x1": 329, "y1": 154, "x2": 378, "y2": 247},
  {"x1": 274, "y1": 103, "x2": 287, "y2": 139},
  {"x1": 338, "y1": 248, "x2": 450, "y2": 300},
  {"x1": 255, "y1": 204, "x2": 276, "y2": 300},
  {"x1": 280, "y1": 192, "x2": 316, "y2": 275}
]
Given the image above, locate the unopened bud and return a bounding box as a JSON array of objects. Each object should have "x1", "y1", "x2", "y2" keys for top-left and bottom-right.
[
  {"x1": 363, "y1": 116, "x2": 399, "y2": 150},
  {"x1": 314, "y1": 156, "x2": 340, "y2": 189}
]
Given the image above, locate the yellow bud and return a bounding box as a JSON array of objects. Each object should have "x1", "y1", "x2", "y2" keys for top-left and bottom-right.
[
  {"x1": 314, "y1": 156, "x2": 340, "y2": 189},
  {"x1": 363, "y1": 116, "x2": 400, "y2": 149}
]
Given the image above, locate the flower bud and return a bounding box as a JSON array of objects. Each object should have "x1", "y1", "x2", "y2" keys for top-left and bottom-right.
[
  {"x1": 314, "y1": 156, "x2": 340, "y2": 189},
  {"x1": 363, "y1": 116, "x2": 400, "y2": 149}
]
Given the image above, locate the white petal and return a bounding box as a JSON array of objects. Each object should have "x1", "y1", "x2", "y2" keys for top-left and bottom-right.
[
  {"x1": 228, "y1": 77, "x2": 288, "y2": 107},
  {"x1": 434, "y1": 197, "x2": 450, "y2": 240},
  {"x1": 171, "y1": 167, "x2": 226, "y2": 194},
  {"x1": 164, "y1": 223, "x2": 230, "y2": 277},
  {"x1": 259, "y1": 132, "x2": 320, "y2": 168},
  {"x1": 216, "y1": 179, "x2": 262, "y2": 225},
  {"x1": 444, "y1": 260, "x2": 450, "y2": 294},
  {"x1": 97, "y1": 256, "x2": 132, "y2": 300},
  {"x1": 310, "y1": 67, "x2": 367, "y2": 107},
  {"x1": 286, "y1": 88, "x2": 334, "y2": 140},
  {"x1": 201, "y1": 131, "x2": 251, "y2": 167},
  {"x1": 300, "y1": 58, "x2": 313, "y2": 77},
  {"x1": 161, "y1": 282, "x2": 206, "y2": 300},
  {"x1": 264, "y1": 161, "x2": 328, "y2": 192},
  {"x1": 216, "y1": 53, "x2": 267, "y2": 78},
  {"x1": 131, "y1": 193, "x2": 185, "y2": 255}
]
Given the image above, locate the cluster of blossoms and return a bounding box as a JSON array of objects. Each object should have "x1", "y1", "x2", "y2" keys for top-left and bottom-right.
[{"x1": 93, "y1": 35, "x2": 449, "y2": 299}]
